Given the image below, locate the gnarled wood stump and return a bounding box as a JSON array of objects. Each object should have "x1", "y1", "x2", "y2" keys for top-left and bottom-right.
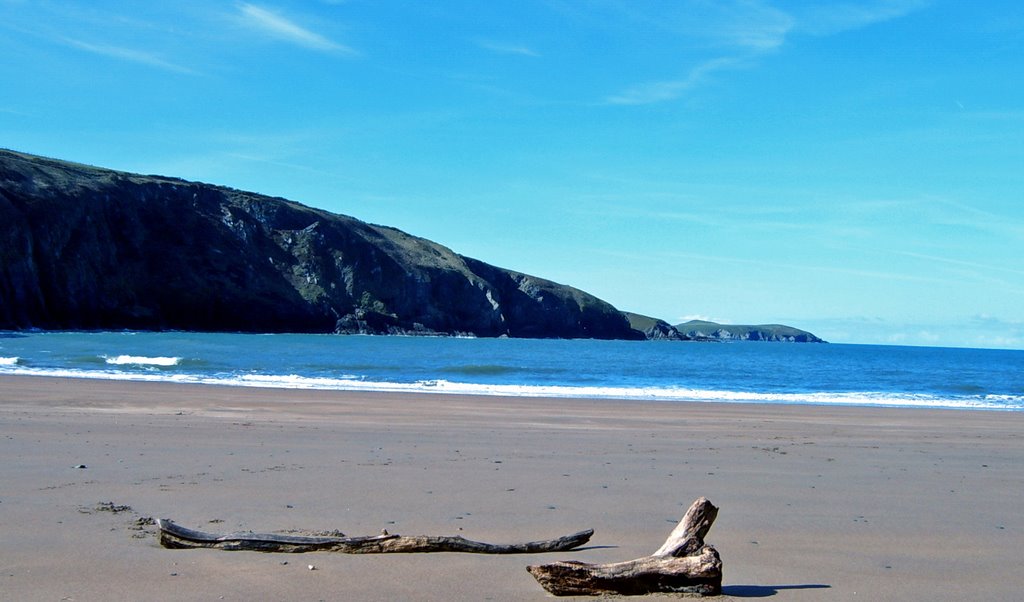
[
  {"x1": 157, "y1": 519, "x2": 593, "y2": 554},
  {"x1": 527, "y1": 497, "x2": 722, "y2": 596}
]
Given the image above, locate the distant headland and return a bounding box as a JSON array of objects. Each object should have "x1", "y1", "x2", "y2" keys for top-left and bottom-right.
[
  {"x1": 622, "y1": 313, "x2": 825, "y2": 343},
  {"x1": 0, "y1": 149, "x2": 824, "y2": 342}
]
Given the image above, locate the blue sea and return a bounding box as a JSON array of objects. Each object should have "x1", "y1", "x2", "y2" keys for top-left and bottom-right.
[{"x1": 1, "y1": 332, "x2": 1022, "y2": 411}]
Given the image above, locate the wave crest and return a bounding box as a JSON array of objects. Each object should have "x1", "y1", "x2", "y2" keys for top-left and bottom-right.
[
  {"x1": 0, "y1": 365, "x2": 1020, "y2": 411},
  {"x1": 103, "y1": 355, "x2": 181, "y2": 367}
]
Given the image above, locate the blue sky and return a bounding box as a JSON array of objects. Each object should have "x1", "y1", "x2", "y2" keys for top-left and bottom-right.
[{"x1": 2, "y1": 1, "x2": 1023, "y2": 349}]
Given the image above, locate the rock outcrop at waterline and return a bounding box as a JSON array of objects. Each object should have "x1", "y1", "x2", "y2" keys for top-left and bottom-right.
[{"x1": 0, "y1": 149, "x2": 640, "y2": 339}]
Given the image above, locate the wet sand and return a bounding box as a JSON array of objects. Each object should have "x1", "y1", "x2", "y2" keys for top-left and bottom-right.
[{"x1": 2, "y1": 374, "x2": 1022, "y2": 600}]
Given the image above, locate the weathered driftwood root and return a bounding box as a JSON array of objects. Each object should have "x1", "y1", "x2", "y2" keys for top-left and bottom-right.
[
  {"x1": 527, "y1": 497, "x2": 722, "y2": 596},
  {"x1": 527, "y1": 547, "x2": 722, "y2": 596},
  {"x1": 157, "y1": 519, "x2": 593, "y2": 554}
]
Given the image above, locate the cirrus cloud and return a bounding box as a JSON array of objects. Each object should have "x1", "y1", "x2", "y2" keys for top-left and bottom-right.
[
  {"x1": 236, "y1": 3, "x2": 356, "y2": 55},
  {"x1": 61, "y1": 37, "x2": 198, "y2": 74},
  {"x1": 605, "y1": 0, "x2": 930, "y2": 106}
]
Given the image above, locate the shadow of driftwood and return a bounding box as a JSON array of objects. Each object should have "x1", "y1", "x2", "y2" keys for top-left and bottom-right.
[
  {"x1": 722, "y1": 584, "x2": 831, "y2": 598},
  {"x1": 570, "y1": 545, "x2": 618, "y2": 551}
]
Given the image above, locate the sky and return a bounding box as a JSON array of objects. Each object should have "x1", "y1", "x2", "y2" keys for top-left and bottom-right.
[{"x1": 2, "y1": 1, "x2": 1023, "y2": 349}]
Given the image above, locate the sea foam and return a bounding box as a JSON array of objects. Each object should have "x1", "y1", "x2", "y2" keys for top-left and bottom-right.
[
  {"x1": 0, "y1": 358, "x2": 1018, "y2": 411},
  {"x1": 176, "y1": 373, "x2": 1024, "y2": 411},
  {"x1": 103, "y1": 355, "x2": 181, "y2": 367}
]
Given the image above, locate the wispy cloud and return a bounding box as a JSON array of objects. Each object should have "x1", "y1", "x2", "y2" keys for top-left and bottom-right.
[
  {"x1": 677, "y1": 314, "x2": 730, "y2": 324},
  {"x1": 963, "y1": 315, "x2": 1024, "y2": 349},
  {"x1": 703, "y1": 0, "x2": 795, "y2": 51},
  {"x1": 796, "y1": 0, "x2": 930, "y2": 36},
  {"x1": 807, "y1": 315, "x2": 1024, "y2": 349},
  {"x1": 606, "y1": 56, "x2": 741, "y2": 105},
  {"x1": 607, "y1": 0, "x2": 928, "y2": 106},
  {"x1": 608, "y1": 0, "x2": 793, "y2": 52},
  {"x1": 972, "y1": 314, "x2": 1023, "y2": 328},
  {"x1": 660, "y1": 250, "x2": 962, "y2": 287},
  {"x1": 223, "y1": 151, "x2": 338, "y2": 178},
  {"x1": 897, "y1": 250, "x2": 1024, "y2": 280},
  {"x1": 604, "y1": 0, "x2": 788, "y2": 105},
  {"x1": 61, "y1": 37, "x2": 197, "y2": 74},
  {"x1": 475, "y1": 39, "x2": 540, "y2": 57},
  {"x1": 964, "y1": 109, "x2": 1024, "y2": 122},
  {"x1": 236, "y1": 3, "x2": 356, "y2": 55}
]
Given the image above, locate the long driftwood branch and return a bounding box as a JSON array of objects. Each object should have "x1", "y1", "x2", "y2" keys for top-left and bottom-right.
[
  {"x1": 157, "y1": 519, "x2": 593, "y2": 554},
  {"x1": 527, "y1": 497, "x2": 722, "y2": 596}
]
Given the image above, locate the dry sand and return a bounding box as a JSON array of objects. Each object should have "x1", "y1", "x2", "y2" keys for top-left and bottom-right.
[{"x1": 1, "y1": 374, "x2": 1022, "y2": 601}]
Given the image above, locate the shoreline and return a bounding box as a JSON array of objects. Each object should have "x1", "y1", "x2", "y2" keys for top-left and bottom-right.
[
  {"x1": 2, "y1": 368, "x2": 1018, "y2": 412},
  {"x1": 3, "y1": 374, "x2": 1023, "y2": 600}
]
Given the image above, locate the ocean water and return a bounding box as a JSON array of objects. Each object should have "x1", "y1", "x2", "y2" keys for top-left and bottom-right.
[{"x1": 1, "y1": 331, "x2": 1022, "y2": 411}]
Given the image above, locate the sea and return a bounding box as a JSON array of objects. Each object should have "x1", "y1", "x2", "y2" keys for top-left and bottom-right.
[{"x1": 1, "y1": 331, "x2": 1022, "y2": 411}]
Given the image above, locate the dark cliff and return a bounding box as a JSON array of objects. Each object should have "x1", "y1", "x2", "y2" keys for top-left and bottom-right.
[
  {"x1": 0, "y1": 149, "x2": 641, "y2": 339},
  {"x1": 622, "y1": 312, "x2": 692, "y2": 341}
]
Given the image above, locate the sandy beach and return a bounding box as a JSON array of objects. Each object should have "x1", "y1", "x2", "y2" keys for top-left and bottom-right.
[{"x1": 2, "y1": 374, "x2": 1022, "y2": 601}]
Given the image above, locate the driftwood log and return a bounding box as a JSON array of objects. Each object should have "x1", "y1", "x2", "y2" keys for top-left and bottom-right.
[
  {"x1": 157, "y1": 519, "x2": 593, "y2": 554},
  {"x1": 527, "y1": 497, "x2": 722, "y2": 596}
]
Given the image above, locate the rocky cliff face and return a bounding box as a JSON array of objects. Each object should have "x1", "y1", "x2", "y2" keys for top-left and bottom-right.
[
  {"x1": 621, "y1": 312, "x2": 692, "y2": 341},
  {"x1": 0, "y1": 149, "x2": 641, "y2": 339}
]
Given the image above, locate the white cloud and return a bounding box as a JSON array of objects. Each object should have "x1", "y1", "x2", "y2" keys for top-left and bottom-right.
[
  {"x1": 658, "y1": 250, "x2": 963, "y2": 287},
  {"x1": 603, "y1": 1, "x2": 784, "y2": 105},
  {"x1": 607, "y1": 0, "x2": 928, "y2": 106},
  {"x1": 965, "y1": 110, "x2": 1024, "y2": 122},
  {"x1": 796, "y1": 0, "x2": 930, "y2": 36},
  {"x1": 612, "y1": 0, "x2": 793, "y2": 52},
  {"x1": 475, "y1": 39, "x2": 540, "y2": 57},
  {"x1": 677, "y1": 314, "x2": 729, "y2": 324},
  {"x1": 708, "y1": 0, "x2": 795, "y2": 51},
  {"x1": 964, "y1": 315, "x2": 1024, "y2": 349},
  {"x1": 606, "y1": 56, "x2": 740, "y2": 105},
  {"x1": 606, "y1": 79, "x2": 691, "y2": 106},
  {"x1": 971, "y1": 314, "x2": 1023, "y2": 328},
  {"x1": 61, "y1": 37, "x2": 197, "y2": 74},
  {"x1": 811, "y1": 314, "x2": 1024, "y2": 349},
  {"x1": 977, "y1": 335, "x2": 1024, "y2": 349},
  {"x1": 236, "y1": 3, "x2": 356, "y2": 55},
  {"x1": 897, "y1": 251, "x2": 1024, "y2": 278}
]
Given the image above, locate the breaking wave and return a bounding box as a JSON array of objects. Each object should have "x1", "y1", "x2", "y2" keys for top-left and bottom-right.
[
  {"x1": 103, "y1": 355, "x2": 182, "y2": 367},
  {"x1": 0, "y1": 364, "x2": 1019, "y2": 411}
]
